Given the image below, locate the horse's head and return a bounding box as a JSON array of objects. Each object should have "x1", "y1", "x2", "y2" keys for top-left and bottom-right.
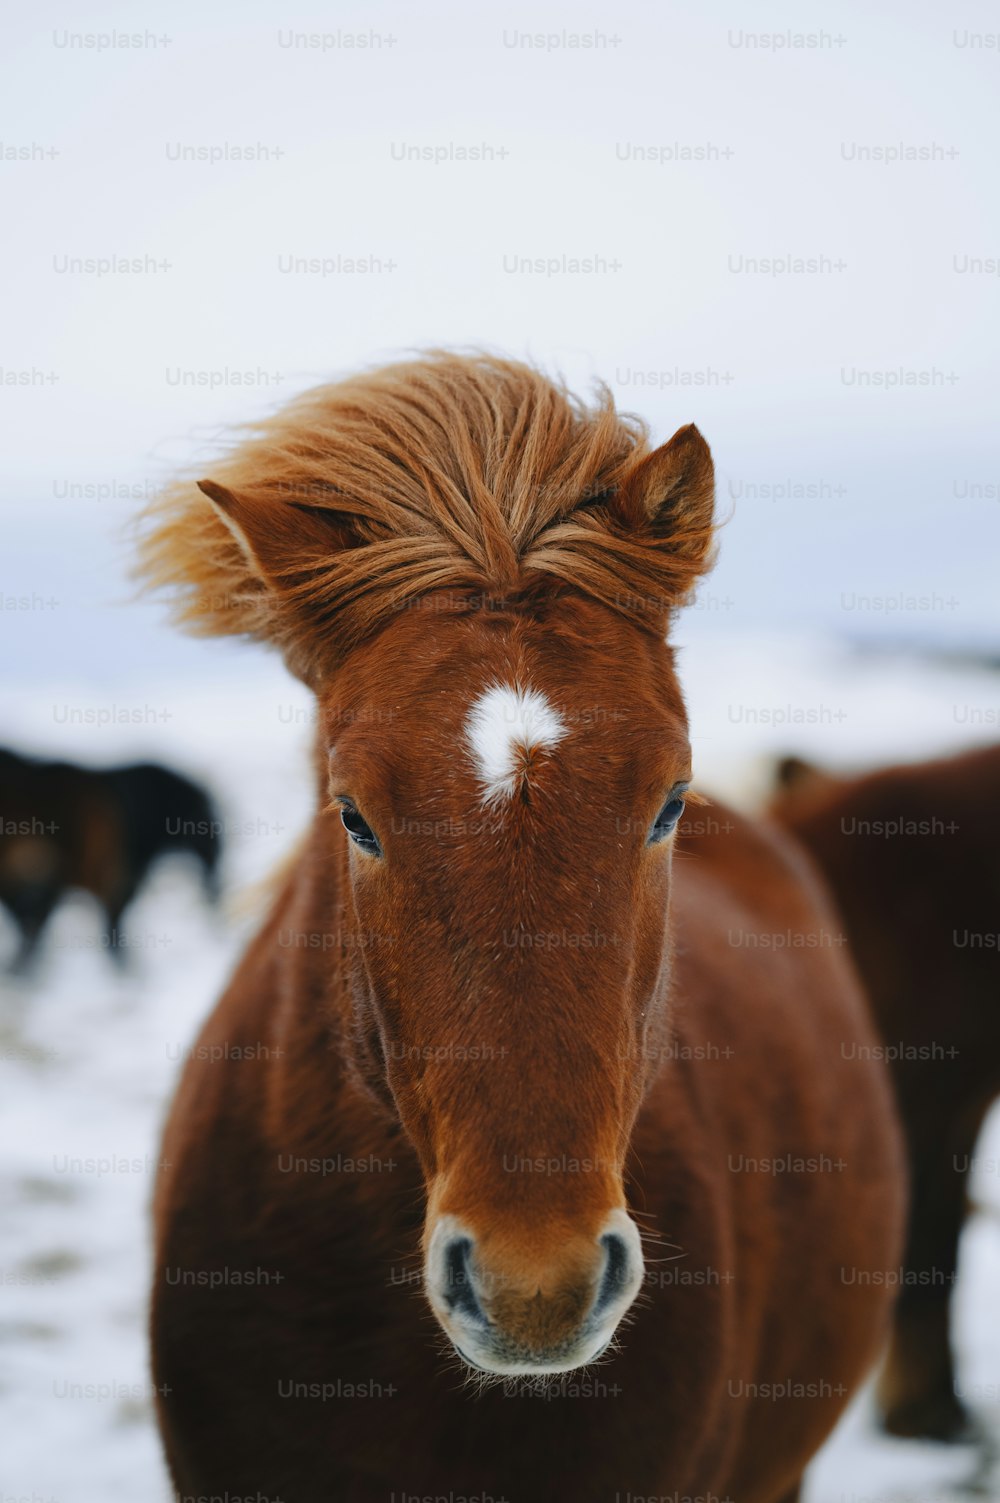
[
  {"x1": 142, "y1": 354, "x2": 715, "y2": 1375},
  {"x1": 316, "y1": 593, "x2": 696, "y2": 1374}
]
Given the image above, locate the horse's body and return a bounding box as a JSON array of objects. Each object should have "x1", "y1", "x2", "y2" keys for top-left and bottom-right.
[
  {"x1": 144, "y1": 354, "x2": 903, "y2": 1502},
  {"x1": 771, "y1": 744, "x2": 1000, "y2": 1442},
  {"x1": 0, "y1": 748, "x2": 220, "y2": 968},
  {"x1": 153, "y1": 797, "x2": 897, "y2": 1501}
]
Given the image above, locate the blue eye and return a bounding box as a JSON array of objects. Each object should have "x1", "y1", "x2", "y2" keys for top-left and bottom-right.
[
  {"x1": 338, "y1": 800, "x2": 382, "y2": 857},
  {"x1": 649, "y1": 790, "x2": 687, "y2": 844}
]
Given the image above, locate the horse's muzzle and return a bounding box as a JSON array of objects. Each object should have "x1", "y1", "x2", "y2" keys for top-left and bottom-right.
[{"x1": 423, "y1": 1209, "x2": 644, "y2": 1374}]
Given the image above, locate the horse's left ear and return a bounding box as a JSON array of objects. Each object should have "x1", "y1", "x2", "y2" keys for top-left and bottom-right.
[
  {"x1": 193, "y1": 478, "x2": 359, "y2": 683},
  {"x1": 196, "y1": 479, "x2": 352, "y2": 587},
  {"x1": 613, "y1": 424, "x2": 715, "y2": 543}
]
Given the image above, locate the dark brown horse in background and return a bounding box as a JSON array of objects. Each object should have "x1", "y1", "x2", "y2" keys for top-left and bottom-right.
[
  {"x1": 0, "y1": 747, "x2": 220, "y2": 970},
  {"x1": 772, "y1": 743, "x2": 1000, "y2": 1443},
  {"x1": 142, "y1": 354, "x2": 903, "y2": 1502}
]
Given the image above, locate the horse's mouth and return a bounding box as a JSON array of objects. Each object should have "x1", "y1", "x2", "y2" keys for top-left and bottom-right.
[
  {"x1": 450, "y1": 1331, "x2": 613, "y2": 1376},
  {"x1": 427, "y1": 1209, "x2": 643, "y2": 1377}
]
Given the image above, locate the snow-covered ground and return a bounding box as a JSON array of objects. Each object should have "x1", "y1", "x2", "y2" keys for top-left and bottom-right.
[{"x1": 3, "y1": 634, "x2": 1000, "y2": 1502}]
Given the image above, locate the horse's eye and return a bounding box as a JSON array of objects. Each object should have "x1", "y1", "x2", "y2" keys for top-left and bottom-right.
[
  {"x1": 338, "y1": 800, "x2": 382, "y2": 857},
  {"x1": 649, "y1": 789, "x2": 687, "y2": 844}
]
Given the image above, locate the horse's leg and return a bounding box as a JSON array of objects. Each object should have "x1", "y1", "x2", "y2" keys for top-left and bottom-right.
[
  {"x1": 10, "y1": 921, "x2": 42, "y2": 973},
  {"x1": 7, "y1": 886, "x2": 58, "y2": 973},
  {"x1": 878, "y1": 1094, "x2": 992, "y2": 1441},
  {"x1": 102, "y1": 879, "x2": 140, "y2": 964},
  {"x1": 199, "y1": 847, "x2": 222, "y2": 904}
]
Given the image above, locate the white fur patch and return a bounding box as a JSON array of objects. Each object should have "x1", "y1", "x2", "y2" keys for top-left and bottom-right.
[{"x1": 466, "y1": 683, "x2": 567, "y2": 805}]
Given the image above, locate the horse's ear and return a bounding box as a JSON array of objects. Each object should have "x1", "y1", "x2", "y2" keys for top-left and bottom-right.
[
  {"x1": 614, "y1": 424, "x2": 715, "y2": 545},
  {"x1": 196, "y1": 479, "x2": 351, "y2": 588},
  {"x1": 769, "y1": 756, "x2": 844, "y2": 823},
  {"x1": 773, "y1": 756, "x2": 840, "y2": 803},
  {"x1": 775, "y1": 755, "x2": 825, "y2": 793}
]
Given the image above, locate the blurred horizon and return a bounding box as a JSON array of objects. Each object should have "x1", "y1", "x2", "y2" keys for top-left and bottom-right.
[{"x1": 4, "y1": 0, "x2": 1000, "y2": 699}]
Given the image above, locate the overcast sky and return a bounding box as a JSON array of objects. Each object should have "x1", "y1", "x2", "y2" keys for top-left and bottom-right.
[{"x1": 3, "y1": 0, "x2": 999, "y2": 683}]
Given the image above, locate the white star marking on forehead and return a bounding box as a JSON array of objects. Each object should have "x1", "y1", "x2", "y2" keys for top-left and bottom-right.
[{"x1": 466, "y1": 683, "x2": 568, "y2": 806}]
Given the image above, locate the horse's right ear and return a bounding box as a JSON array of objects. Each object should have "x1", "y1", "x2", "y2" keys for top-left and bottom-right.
[
  {"x1": 610, "y1": 425, "x2": 716, "y2": 590},
  {"x1": 615, "y1": 425, "x2": 715, "y2": 539},
  {"x1": 196, "y1": 479, "x2": 351, "y2": 589}
]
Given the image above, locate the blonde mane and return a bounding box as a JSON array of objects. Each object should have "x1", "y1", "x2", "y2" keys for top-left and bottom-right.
[{"x1": 138, "y1": 351, "x2": 714, "y2": 674}]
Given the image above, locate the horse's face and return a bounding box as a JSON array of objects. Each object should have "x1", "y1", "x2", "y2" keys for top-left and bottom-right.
[
  {"x1": 322, "y1": 594, "x2": 691, "y2": 1375},
  {"x1": 184, "y1": 401, "x2": 714, "y2": 1375}
]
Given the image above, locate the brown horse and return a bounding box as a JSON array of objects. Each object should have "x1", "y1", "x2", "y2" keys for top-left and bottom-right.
[
  {"x1": 141, "y1": 353, "x2": 904, "y2": 1502},
  {"x1": 0, "y1": 747, "x2": 221, "y2": 969},
  {"x1": 771, "y1": 743, "x2": 1000, "y2": 1443}
]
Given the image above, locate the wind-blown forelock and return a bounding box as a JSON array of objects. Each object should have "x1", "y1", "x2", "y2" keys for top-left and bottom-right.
[{"x1": 137, "y1": 351, "x2": 710, "y2": 671}]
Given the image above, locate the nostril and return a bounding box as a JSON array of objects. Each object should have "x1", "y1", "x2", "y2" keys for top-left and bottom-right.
[
  {"x1": 441, "y1": 1236, "x2": 487, "y2": 1326},
  {"x1": 594, "y1": 1232, "x2": 632, "y2": 1318}
]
